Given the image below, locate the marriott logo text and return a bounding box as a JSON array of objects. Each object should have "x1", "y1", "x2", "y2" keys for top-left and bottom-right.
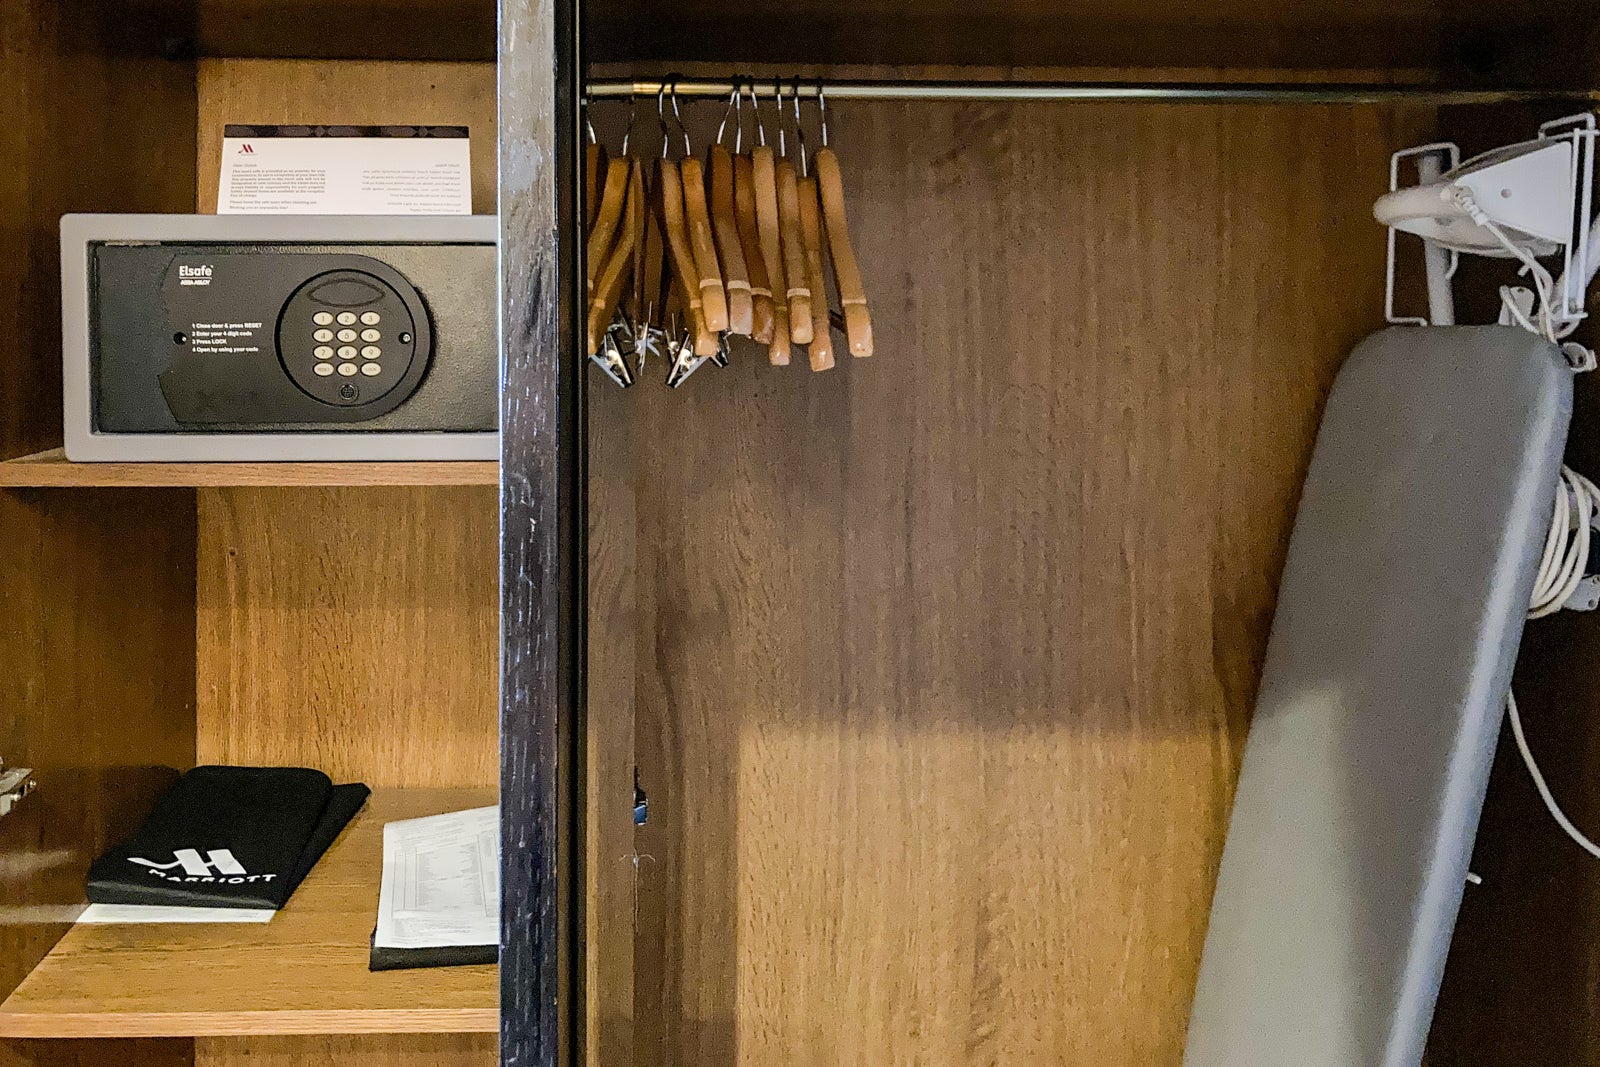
[{"x1": 128, "y1": 849, "x2": 277, "y2": 885}]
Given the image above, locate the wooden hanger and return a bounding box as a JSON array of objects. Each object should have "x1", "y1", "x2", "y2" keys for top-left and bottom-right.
[
  {"x1": 815, "y1": 143, "x2": 873, "y2": 358},
  {"x1": 751, "y1": 137, "x2": 791, "y2": 364},
  {"x1": 735, "y1": 153, "x2": 776, "y2": 345},
  {"x1": 587, "y1": 159, "x2": 642, "y2": 354},
  {"x1": 585, "y1": 141, "x2": 603, "y2": 232},
  {"x1": 658, "y1": 158, "x2": 720, "y2": 358},
  {"x1": 797, "y1": 173, "x2": 834, "y2": 371},
  {"x1": 709, "y1": 142, "x2": 754, "y2": 336},
  {"x1": 587, "y1": 156, "x2": 629, "y2": 301},
  {"x1": 776, "y1": 158, "x2": 813, "y2": 345},
  {"x1": 679, "y1": 154, "x2": 729, "y2": 334}
]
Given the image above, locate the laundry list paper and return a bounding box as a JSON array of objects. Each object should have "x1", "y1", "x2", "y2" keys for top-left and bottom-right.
[
  {"x1": 371, "y1": 805, "x2": 498, "y2": 970},
  {"x1": 219, "y1": 125, "x2": 471, "y2": 215}
]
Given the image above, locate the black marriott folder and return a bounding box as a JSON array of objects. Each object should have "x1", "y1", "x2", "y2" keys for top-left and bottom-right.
[{"x1": 87, "y1": 765, "x2": 370, "y2": 910}]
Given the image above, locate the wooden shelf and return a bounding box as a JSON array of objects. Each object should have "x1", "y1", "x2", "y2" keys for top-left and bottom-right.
[
  {"x1": 0, "y1": 449, "x2": 497, "y2": 488},
  {"x1": 0, "y1": 788, "x2": 498, "y2": 1038}
]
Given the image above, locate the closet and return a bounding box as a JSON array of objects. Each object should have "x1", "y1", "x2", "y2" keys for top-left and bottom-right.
[
  {"x1": 552, "y1": 4, "x2": 1600, "y2": 1067},
  {"x1": 2, "y1": 2, "x2": 1599, "y2": 1067}
]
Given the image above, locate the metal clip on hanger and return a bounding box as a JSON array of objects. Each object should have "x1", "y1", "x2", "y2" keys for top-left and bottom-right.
[
  {"x1": 585, "y1": 109, "x2": 635, "y2": 385},
  {"x1": 588, "y1": 155, "x2": 642, "y2": 386}
]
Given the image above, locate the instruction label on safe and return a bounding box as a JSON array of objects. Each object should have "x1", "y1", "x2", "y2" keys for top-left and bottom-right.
[{"x1": 218, "y1": 125, "x2": 471, "y2": 215}]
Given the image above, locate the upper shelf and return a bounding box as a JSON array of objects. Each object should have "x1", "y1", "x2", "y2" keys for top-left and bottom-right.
[
  {"x1": 0, "y1": 449, "x2": 497, "y2": 488},
  {"x1": 126, "y1": 0, "x2": 1600, "y2": 79},
  {"x1": 584, "y1": 0, "x2": 1594, "y2": 79},
  {"x1": 0, "y1": 787, "x2": 497, "y2": 1039}
]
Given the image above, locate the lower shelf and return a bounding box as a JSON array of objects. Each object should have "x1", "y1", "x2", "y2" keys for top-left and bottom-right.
[{"x1": 0, "y1": 787, "x2": 498, "y2": 1038}]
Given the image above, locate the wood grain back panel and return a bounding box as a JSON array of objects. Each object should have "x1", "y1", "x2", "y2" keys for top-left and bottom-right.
[
  {"x1": 588, "y1": 391, "x2": 638, "y2": 1065},
  {"x1": 195, "y1": 486, "x2": 498, "y2": 787},
  {"x1": 596, "y1": 98, "x2": 1436, "y2": 1064}
]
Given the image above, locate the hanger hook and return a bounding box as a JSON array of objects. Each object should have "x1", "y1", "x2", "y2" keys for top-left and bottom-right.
[
  {"x1": 746, "y1": 78, "x2": 766, "y2": 148},
  {"x1": 733, "y1": 78, "x2": 746, "y2": 154},
  {"x1": 817, "y1": 80, "x2": 829, "y2": 149},
  {"x1": 775, "y1": 79, "x2": 787, "y2": 158},
  {"x1": 621, "y1": 94, "x2": 637, "y2": 157},
  {"x1": 657, "y1": 81, "x2": 670, "y2": 159},
  {"x1": 791, "y1": 77, "x2": 808, "y2": 177},
  {"x1": 669, "y1": 76, "x2": 690, "y2": 156},
  {"x1": 716, "y1": 82, "x2": 737, "y2": 149}
]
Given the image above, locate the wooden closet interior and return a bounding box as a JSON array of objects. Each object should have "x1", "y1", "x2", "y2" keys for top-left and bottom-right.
[{"x1": 5, "y1": 1, "x2": 1600, "y2": 1067}]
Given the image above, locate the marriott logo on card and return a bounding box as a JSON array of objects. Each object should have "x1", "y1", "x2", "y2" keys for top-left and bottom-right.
[
  {"x1": 237, "y1": 143, "x2": 255, "y2": 155},
  {"x1": 128, "y1": 849, "x2": 277, "y2": 884}
]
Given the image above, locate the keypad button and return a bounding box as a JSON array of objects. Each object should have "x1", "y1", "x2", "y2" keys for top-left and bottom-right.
[
  {"x1": 360, "y1": 311, "x2": 381, "y2": 325},
  {"x1": 360, "y1": 328, "x2": 380, "y2": 343},
  {"x1": 336, "y1": 312, "x2": 357, "y2": 325},
  {"x1": 361, "y1": 345, "x2": 381, "y2": 359},
  {"x1": 338, "y1": 362, "x2": 359, "y2": 377},
  {"x1": 338, "y1": 345, "x2": 357, "y2": 358},
  {"x1": 314, "y1": 345, "x2": 334, "y2": 358},
  {"x1": 361, "y1": 362, "x2": 383, "y2": 376},
  {"x1": 313, "y1": 312, "x2": 334, "y2": 326},
  {"x1": 314, "y1": 363, "x2": 335, "y2": 376},
  {"x1": 337, "y1": 329, "x2": 357, "y2": 342},
  {"x1": 313, "y1": 329, "x2": 333, "y2": 342}
]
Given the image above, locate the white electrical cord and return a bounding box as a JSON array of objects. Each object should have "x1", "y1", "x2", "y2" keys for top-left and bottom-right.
[
  {"x1": 1448, "y1": 187, "x2": 1569, "y2": 344},
  {"x1": 1512, "y1": 465, "x2": 1600, "y2": 859}
]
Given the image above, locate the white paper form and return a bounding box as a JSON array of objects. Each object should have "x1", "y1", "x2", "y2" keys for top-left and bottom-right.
[
  {"x1": 374, "y1": 805, "x2": 498, "y2": 950},
  {"x1": 219, "y1": 125, "x2": 472, "y2": 215}
]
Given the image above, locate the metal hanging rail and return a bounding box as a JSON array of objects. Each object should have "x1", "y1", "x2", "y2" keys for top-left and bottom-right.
[{"x1": 585, "y1": 78, "x2": 1600, "y2": 106}]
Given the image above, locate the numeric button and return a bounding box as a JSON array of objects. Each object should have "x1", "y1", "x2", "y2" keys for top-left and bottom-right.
[
  {"x1": 313, "y1": 329, "x2": 333, "y2": 342},
  {"x1": 338, "y1": 362, "x2": 359, "y2": 377},
  {"x1": 360, "y1": 328, "x2": 380, "y2": 343},
  {"x1": 313, "y1": 312, "x2": 334, "y2": 326},
  {"x1": 360, "y1": 311, "x2": 381, "y2": 325},
  {"x1": 336, "y1": 312, "x2": 357, "y2": 325}
]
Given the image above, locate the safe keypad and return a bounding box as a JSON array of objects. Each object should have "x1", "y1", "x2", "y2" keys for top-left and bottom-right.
[
  {"x1": 308, "y1": 311, "x2": 385, "y2": 383},
  {"x1": 280, "y1": 266, "x2": 413, "y2": 406}
]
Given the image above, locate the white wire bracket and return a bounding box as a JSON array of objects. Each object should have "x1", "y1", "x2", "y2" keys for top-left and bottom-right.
[
  {"x1": 1385, "y1": 143, "x2": 1460, "y2": 327},
  {"x1": 1377, "y1": 114, "x2": 1599, "y2": 341}
]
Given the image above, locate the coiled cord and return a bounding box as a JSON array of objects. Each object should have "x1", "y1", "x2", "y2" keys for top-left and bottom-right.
[{"x1": 1512, "y1": 465, "x2": 1600, "y2": 859}]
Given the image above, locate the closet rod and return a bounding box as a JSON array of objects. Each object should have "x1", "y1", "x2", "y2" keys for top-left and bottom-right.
[{"x1": 585, "y1": 79, "x2": 1598, "y2": 106}]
